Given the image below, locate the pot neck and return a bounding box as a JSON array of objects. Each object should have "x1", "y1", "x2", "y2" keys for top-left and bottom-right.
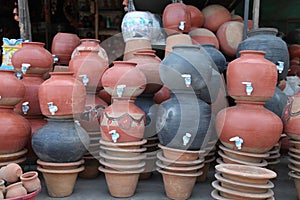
[
  {"x1": 22, "y1": 42, "x2": 45, "y2": 48},
  {"x1": 0, "y1": 106, "x2": 14, "y2": 112},
  {"x1": 235, "y1": 100, "x2": 265, "y2": 107},
  {"x1": 247, "y1": 28, "x2": 278, "y2": 37},
  {"x1": 80, "y1": 38, "x2": 100, "y2": 44},
  {"x1": 112, "y1": 61, "x2": 137, "y2": 68},
  {"x1": 239, "y1": 50, "x2": 266, "y2": 58}
]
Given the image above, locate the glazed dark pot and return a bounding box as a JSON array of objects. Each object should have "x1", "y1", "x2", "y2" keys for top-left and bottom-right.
[
  {"x1": 264, "y1": 87, "x2": 288, "y2": 119},
  {"x1": 201, "y1": 44, "x2": 227, "y2": 73},
  {"x1": 237, "y1": 28, "x2": 290, "y2": 82},
  {"x1": 156, "y1": 90, "x2": 212, "y2": 150},
  {"x1": 160, "y1": 44, "x2": 213, "y2": 91},
  {"x1": 32, "y1": 118, "x2": 90, "y2": 162}
]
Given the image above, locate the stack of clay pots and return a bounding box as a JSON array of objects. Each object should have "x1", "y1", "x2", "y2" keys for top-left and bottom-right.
[
  {"x1": 99, "y1": 60, "x2": 147, "y2": 198},
  {"x1": 11, "y1": 41, "x2": 54, "y2": 164},
  {"x1": 211, "y1": 164, "x2": 277, "y2": 199},
  {"x1": 0, "y1": 163, "x2": 41, "y2": 199},
  {"x1": 69, "y1": 39, "x2": 109, "y2": 179},
  {"x1": 31, "y1": 71, "x2": 90, "y2": 198}
]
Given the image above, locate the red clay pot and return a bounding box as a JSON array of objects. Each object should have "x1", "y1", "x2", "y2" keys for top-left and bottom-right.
[
  {"x1": 100, "y1": 99, "x2": 145, "y2": 143},
  {"x1": 98, "y1": 89, "x2": 112, "y2": 105},
  {"x1": 101, "y1": 61, "x2": 146, "y2": 99},
  {"x1": 189, "y1": 28, "x2": 219, "y2": 49},
  {"x1": 14, "y1": 74, "x2": 44, "y2": 116},
  {"x1": 38, "y1": 72, "x2": 86, "y2": 118},
  {"x1": 51, "y1": 32, "x2": 80, "y2": 66},
  {"x1": 69, "y1": 49, "x2": 109, "y2": 92},
  {"x1": 216, "y1": 101, "x2": 283, "y2": 153},
  {"x1": 202, "y1": 4, "x2": 231, "y2": 32},
  {"x1": 187, "y1": 5, "x2": 204, "y2": 30},
  {"x1": 153, "y1": 86, "x2": 170, "y2": 104},
  {"x1": 288, "y1": 44, "x2": 300, "y2": 59},
  {"x1": 162, "y1": 2, "x2": 191, "y2": 35},
  {"x1": 227, "y1": 50, "x2": 277, "y2": 102},
  {"x1": 0, "y1": 106, "x2": 31, "y2": 154},
  {"x1": 11, "y1": 42, "x2": 53, "y2": 75},
  {"x1": 0, "y1": 70, "x2": 25, "y2": 106}
]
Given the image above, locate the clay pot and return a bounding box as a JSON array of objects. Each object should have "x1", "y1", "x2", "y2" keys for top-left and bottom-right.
[
  {"x1": 288, "y1": 64, "x2": 300, "y2": 76},
  {"x1": 79, "y1": 156, "x2": 100, "y2": 179},
  {"x1": 216, "y1": 101, "x2": 283, "y2": 153},
  {"x1": 69, "y1": 49, "x2": 109, "y2": 92},
  {"x1": 162, "y1": 2, "x2": 191, "y2": 35},
  {"x1": 5, "y1": 182, "x2": 27, "y2": 198},
  {"x1": 14, "y1": 74, "x2": 44, "y2": 116},
  {"x1": 216, "y1": 21, "x2": 244, "y2": 57},
  {"x1": 100, "y1": 145, "x2": 146, "y2": 157},
  {"x1": 76, "y1": 92, "x2": 107, "y2": 132},
  {"x1": 71, "y1": 38, "x2": 108, "y2": 62},
  {"x1": 158, "y1": 144, "x2": 204, "y2": 161},
  {"x1": 38, "y1": 72, "x2": 86, "y2": 118},
  {"x1": 98, "y1": 166, "x2": 144, "y2": 198},
  {"x1": 128, "y1": 51, "x2": 162, "y2": 94},
  {"x1": 157, "y1": 168, "x2": 202, "y2": 200},
  {"x1": 156, "y1": 91, "x2": 212, "y2": 150},
  {"x1": 288, "y1": 44, "x2": 300, "y2": 59},
  {"x1": 215, "y1": 164, "x2": 277, "y2": 185},
  {"x1": 201, "y1": 4, "x2": 231, "y2": 32},
  {"x1": 51, "y1": 32, "x2": 81, "y2": 65},
  {"x1": 165, "y1": 33, "x2": 193, "y2": 56},
  {"x1": 264, "y1": 87, "x2": 288, "y2": 118},
  {"x1": 160, "y1": 44, "x2": 213, "y2": 91},
  {"x1": 0, "y1": 149, "x2": 28, "y2": 163},
  {"x1": 99, "y1": 139, "x2": 147, "y2": 149},
  {"x1": 0, "y1": 163, "x2": 23, "y2": 183},
  {"x1": 283, "y1": 91, "x2": 300, "y2": 140},
  {"x1": 101, "y1": 61, "x2": 146, "y2": 98},
  {"x1": 98, "y1": 89, "x2": 112, "y2": 105},
  {"x1": 99, "y1": 150, "x2": 146, "y2": 165},
  {"x1": 187, "y1": 5, "x2": 204, "y2": 30},
  {"x1": 11, "y1": 42, "x2": 54, "y2": 75},
  {"x1": 157, "y1": 151, "x2": 204, "y2": 167},
  {"x1": 4, "y1": 188, "x2": 42, "y2": 200},
  {"x1": 237, "y1": 28, "x2": 290, "y2": 82},
  {"x1": 123, "y1": 39, "x2": 152, "y2": 61},
  {"x1": 201, "y1": 44, "x2": 226, "y2": 73},
  {"x1": 227, "y1": 50, "x2": 277, "y2": 102},
  {"x1": 0, "y1": 106, "x2": 31, "y2": 154},
  {"x1": 153, "y1": 86, "x2": 170, "y2": 104},
  {"x1": 189, "y1": 28, "x2": 219, "y2": 49},
  {"x1": 0, "y1": 70, "x2": 25, "y2": 107},
  {"x1": 100, "y1": 99, "x2": 145, "y2": 143},
  {"x1": 20, "y1": 171, "x2": 41, "y2": 193},
  {"x1": 32, "y1": 118, "x2": 90, "y2": 163},
  {"x1": 121, "y1": 11, "x2": 153, "y2": 42},
  {"x1": 37, "y1": 165, "x2": 84, "y2": 197}
]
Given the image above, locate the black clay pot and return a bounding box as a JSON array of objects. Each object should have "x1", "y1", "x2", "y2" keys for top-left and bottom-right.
[
  {"x1": 156, "y1": 90, "x2": 212, "y2": 150},
  {"x1": 201, "y1": 44, "x2": 227, "y2": 73},
  {"x1": 237, "y1": 28, "x2": 290, "y2": 82},
  {"x1": 32, "y1": 118, "x2": 90, "y2": 162},
  {"x1": 159, "y1": 44, "x2": 213, "y2": 91},
  {"x1": 135, "y1": 94, "x2": 159, "y2": 138},
  {"x1": 264, "y1": 87, "x2": 288, "y2": 119}
]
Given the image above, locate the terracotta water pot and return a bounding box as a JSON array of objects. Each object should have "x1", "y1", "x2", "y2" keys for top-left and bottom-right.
[
  {"x1": 71, "y1": 38, "x2": 108, "y2": 62},
  {"x1": 153, "y1": 86, "x2": 170, "y2": 104},
  {"x1": 227, "y1": 50, "x2": 277, "y2": 102},
  {"x1": 51, "y1": 32, "x2": 80, "y2": 65},
  {"x1": 157, "y1": 168, "x2": 202, "y2": 200},
  {"x1": 69, "y1": 49, "x2": 109, "y2": 92},
  {"x1": 0, "y1": 70, "x2": 25, "y2": 107},
  {"x1": 32, "y1": 118, "x2": 90, "y2": 163},
  {"x1": 100, "y1": 99, "x2": 145, "y2": 143},
  {"x1": 98, "y1": 166, "x2": 144, "y2": 198},
  {"x1": 187, "y1": 5, "x2": 204, "y2": 30},
  {"x1": 37, "y1": 165, "x2": 84, "y2": 198},
  {"x1": 20, "y1": 171, "x2": 41, "y2": 193},
  {"x1": 162, "y1": 2, "x2": 191, "y2": 35},
  {"x1": 288, "y1": 44, "x2": 300, "y2": 59},
  {"x1": 123, "y1": 39, "x2": 152, "y2": 61},
  {"x1": 11, "y1": 42, "x2": 54, "y2": 75},
  {"x1": 5, "y1": 182, "x2": 27, "y2": 199},
  {"x1": 164, "y1": 34, "x2": 193, "y2": 56},
  {"x1": 14, "y1": 74, "x2": 44, "y2": 116},
  {"x1": 38, "y1": 72, "x2": 86, "y2": 118},
  {"x1": 101, "y1": 61, "x2": 146, "y2": 98},
  {"x1": 98, "y1": 89, "x2": 112, "y2": 105},
  {"x1": 216, "y1": 101, "x2": 283, "y2": 153},
  {"x1": 0, "y1": 106, "x2": 31, "y2": 154},
  {"x1": 128, "y1": 51, "x2": 162, "y2": 94},
  {"x1": 189, "y1": 28, "x2": 219, "y2": 49},
  {"x1": 0, "y1": 163, "x2": 23, "y2": 183},
  {"x1": 201, "y1": 4, "x2": 231, "y2": 32}
]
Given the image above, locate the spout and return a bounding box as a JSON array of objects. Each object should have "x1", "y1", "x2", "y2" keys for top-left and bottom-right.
[
  {"x1": 47, "y1": 102, "x2": 58, "y2": 115},
  {"x1": 116, "y1": 85, "x2": 126, "y2": 98},
  {"x1": 109, "y1": 130, "x2": 120, "y2": 143},
  {"x1": 242, "y1": 81, "x2": 253, "y2": 96},
  {"x1": 276, "y1": 61, "x2": 284, "y2": 74},
  {"x1": 229, "y1": 136, "x2": 244, "y2": 150},
  {"x1": 22, "y1": 102, "x2": 30, "y2": 115},
  {"x1": 52, "y1": 54, "x2": 59, "y2": 63},
  {"x1": 178, "y1": 21, "x2": 185, "y2": 31},
  {"x1": 181, "y1": 74, "x2": 192, "y2": 87},
  {"x1": 79, "y1": 75, "x2": 89, "y2": 86},
  {"x1": 182, "y1": 132, "x2": 192, "y2": 146},
  {"x1": 21, "y1": 63, "x2": 31, "y2": 74}
]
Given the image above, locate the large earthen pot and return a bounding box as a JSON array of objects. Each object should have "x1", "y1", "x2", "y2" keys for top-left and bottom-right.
[
  {"x1": 216, "y1": 101, "x2": 283, "y2": 153},
  {"x1": 201, "y1": 44, "x2": 227, "y2": 73},
  {"x1": 187, "y1": 5, "x2": 204, "y2": 30},
  {"x1": 189, "y1": 28, "x2": 219, "y2": 49}
]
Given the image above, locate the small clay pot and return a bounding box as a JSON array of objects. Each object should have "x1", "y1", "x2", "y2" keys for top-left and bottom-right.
[
  {"x1": 158, "y1": 144, "x2": 205, "y2": 161},
  {"x1": 0, "y1": 163, "x2": 23, "y2": 183},
  {"x1": 5, "y1": 182, "x2": 27, "y2": 199},
  {"x1": 20, "y1": 171, "x2": 41, "y2": 193}
]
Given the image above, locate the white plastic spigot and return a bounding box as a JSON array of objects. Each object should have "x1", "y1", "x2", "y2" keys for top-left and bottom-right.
[
  {"x1": 15, "y1": 72, "x2": 22, "y2": 80},
  {"x1": 21, "y1": 63, "x2": 31, "y2": 74},
  {"x1": 109, "y1": 130, "x2": 120, "y2": 143},
  {"x1": 229, "y1": 136, "x2": 244, "y2": 150},
  {"x1": 116, "y1": 85, "x2": 126, "y2": 98},
  {"x1": 182, "y1": 133, "x2": 192, "y2": 146},
  {"x1": 178, "y1": 21, "x2": 185, "y2": 31},
  {"x1": 47, "y1": 102, "x2": 58, "y2": 115},
  {"x1": 277, "y1": 61, "x2": 284, "y2": 74},
  {"x1": 181, "y1": 74, "x2": 192, "y2": 87},
  {"x1": 22, "y1": 102, "x2": 30, "y2": 115},
  {"x1": 242, "y1": 82, "x2": 253, "y2": 96},
  {"x1": 79, "y1": 75, "x2": 89, "y2": 86}
]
